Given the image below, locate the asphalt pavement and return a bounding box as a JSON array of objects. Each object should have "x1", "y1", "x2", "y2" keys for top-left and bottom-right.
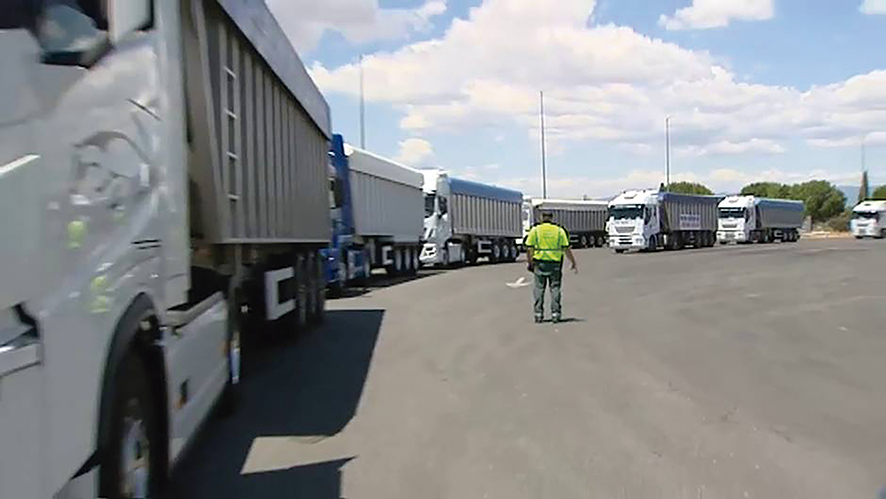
[{"x1": 169, "y1": 238, "x2": 886, "y2": 499}]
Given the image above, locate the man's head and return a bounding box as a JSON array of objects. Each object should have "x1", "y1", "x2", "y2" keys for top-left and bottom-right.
[{"x1": 541, "y1": 211, "x2": 554, "y2": 222}]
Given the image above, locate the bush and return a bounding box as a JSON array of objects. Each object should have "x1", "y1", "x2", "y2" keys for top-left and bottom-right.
[
  {"x1": 826, "y1": 210, "x2": 852, "y2": 232},
  {"x1": 872, "y1": 185, "x2": 886, "y2": 200}
]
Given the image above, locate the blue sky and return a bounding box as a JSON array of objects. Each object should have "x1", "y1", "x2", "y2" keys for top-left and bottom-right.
[{"x1": 268, "y1": 0, "x2": 886, "y2": 197}]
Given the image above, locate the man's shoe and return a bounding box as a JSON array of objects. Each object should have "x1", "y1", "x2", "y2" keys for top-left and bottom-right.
[
  {"x1": 551, "y1": 315, "x2": 561, "y2": 324},
  {"x1": 534, "y1": 316, "x2": 544, "y2": 324}
]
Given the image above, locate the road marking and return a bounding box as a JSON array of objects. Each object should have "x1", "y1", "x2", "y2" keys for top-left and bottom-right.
[{"x1": 506, "y1": 276, "x2": 530, "y2": 288}]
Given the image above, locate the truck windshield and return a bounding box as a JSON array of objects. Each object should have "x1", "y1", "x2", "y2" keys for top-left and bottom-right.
[
  {"x1": 719, "y1": 208, "x2": 745, "y2": 219},
  {"x1": 610, "y1": 206, "x2": 643, "y2": 220},
  {"x1": 424, "y1": 193, "x2": 436, "y2": 217},
  {"x1": 854, "y1": 211, "x2": 879, "y2": 219}
]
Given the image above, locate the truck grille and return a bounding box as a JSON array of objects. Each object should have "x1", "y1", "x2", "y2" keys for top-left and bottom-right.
[{"x1": 614, "y1": 225, "x2": 634, "y2": 234}]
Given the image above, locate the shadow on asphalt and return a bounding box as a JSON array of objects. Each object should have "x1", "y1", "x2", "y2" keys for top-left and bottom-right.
[
  {"x1": 169, "y1": 309, "x2": 384, "y2": 499},
  {"x1": 329, "y1": 269, "x2": 447, "y2": 299}
]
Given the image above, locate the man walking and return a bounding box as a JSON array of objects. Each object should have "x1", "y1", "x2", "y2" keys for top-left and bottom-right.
[{"x1": 524, "y1": 211, "x2": 578, "y2": 323}]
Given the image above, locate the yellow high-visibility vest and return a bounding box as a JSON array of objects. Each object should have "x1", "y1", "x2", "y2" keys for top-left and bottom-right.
[{"x1": 526, "y1": 222, "x2": 569, "y2": 261}]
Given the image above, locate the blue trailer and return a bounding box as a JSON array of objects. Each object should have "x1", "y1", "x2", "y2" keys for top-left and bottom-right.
[{"x1": 324, "y1": 135, "x2": 425, "y2": 293}]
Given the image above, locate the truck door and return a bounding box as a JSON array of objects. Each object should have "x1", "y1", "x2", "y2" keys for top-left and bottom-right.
[{"x1": 5, "y1": 0, "x2": 164, "y2": 492}]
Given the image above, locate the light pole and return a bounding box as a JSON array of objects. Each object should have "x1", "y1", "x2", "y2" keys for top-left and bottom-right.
[
  {"x1": 359, "y1": 55, "x2": 365, "y2": 149},
  {"x1": 665, "y1": 116, "x2": 671, "y2": 192},
  {"x1": 540, "y1": 90, "x2": 547, "y2": 199}
]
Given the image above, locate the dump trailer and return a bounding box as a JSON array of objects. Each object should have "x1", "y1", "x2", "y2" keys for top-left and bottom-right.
[
  {"x1": 421, "y1": 170, "x2": 523, "y2": 265},
  {"x1": 325, "y1": 135, "x2": 424, "y2": 291},
  {"x1": 608, "y1": 190, "x2": 722, "y2": 252},
  {"x1": 850, "y1": 200, "x2": 886, "y2": 239},
  {"x1": 0, "y1": 1, "x2": 330, "y2": 498},
  {"x1": 523, "y1": 198, "x2": 609, "y2": 248},
  {"x1": 717, "y1": 196, "x2": 804, "y2": 244}
]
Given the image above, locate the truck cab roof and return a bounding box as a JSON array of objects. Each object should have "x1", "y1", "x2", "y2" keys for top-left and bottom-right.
[{"x1": 853, "y1": 200, "x2": 886, "y2": 212}]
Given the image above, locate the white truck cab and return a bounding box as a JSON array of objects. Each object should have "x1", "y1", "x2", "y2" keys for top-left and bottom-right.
[
  {"x1": 421, "y1": 169, "x2": 454, "y2": 264},
  {"x1": 607, "y1": 189, "x2": 660, "y2": 251},
  {"x1": 717, "y1": 196, "x2": 755, "y2": 243},
  {"x1": 851, "y1": 200, "x2": 886, "y2": 239}
]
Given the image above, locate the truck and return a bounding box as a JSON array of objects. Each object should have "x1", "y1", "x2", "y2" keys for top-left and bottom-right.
[
  {"x1": 717, "y1": 196, "x2": 804, "y2": 244},
  {"x1": 0, "y1": 1, "x2": 330, "y2": 498},
  {"x1": 523, "y1": 198, "x2": 609, "y2": 248},
  {"x1": 608, "y1": 189, "x2": 721, "y2": 252},
  {"x1": 420, "y1": 170, "x2": 523, "y2": 265},
  {"x1": 324, "y1": 134, "x2": 424, "y2": 292},
  {"x1": 850, "y1": 200, "x2": 886, "y2": 239}
]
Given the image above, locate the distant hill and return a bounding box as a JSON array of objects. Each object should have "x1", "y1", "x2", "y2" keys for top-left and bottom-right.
[{"x1": 838, "y1": 185, "x2": 859, "y2": 208}]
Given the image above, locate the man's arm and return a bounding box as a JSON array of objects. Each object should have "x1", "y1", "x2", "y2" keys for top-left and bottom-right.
[
  {"x1": 564, "y1": 247, "x2": 578, "y2": 272},
  {"x1": 561, "y1": 229, "x2": 577, "y2": 272}
]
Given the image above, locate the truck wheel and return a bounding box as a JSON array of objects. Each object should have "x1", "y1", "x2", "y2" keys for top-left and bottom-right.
[
  {"x1": 413, "y1": 247, "x2": 421, "y2": 270},
  {"x1": 219, "y1": 291, "x2": 242, "y2": 416},
  {"x1": 579, "y1": 235, "x2": 588, "y2": 248},
  {"x1": 295, "y1": 254, "x2": 308, "y2": 330},
  {"x1": 492, "y1": 242, "x2": 501, "y2": 262},
  {"x1": 100, "y1": 351, "x2": 164, "y2": 499},
  {"x1": 311, "y1": 252, "x2": 326, "y2": 323}
]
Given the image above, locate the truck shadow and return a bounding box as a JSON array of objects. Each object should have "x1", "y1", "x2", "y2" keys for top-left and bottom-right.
[
  {"x1": 168, "y1": 309, "x2": 384, "y2": 499},
  {"x1": 330, "y1": 269, "x2": 448, "y2": 299}
]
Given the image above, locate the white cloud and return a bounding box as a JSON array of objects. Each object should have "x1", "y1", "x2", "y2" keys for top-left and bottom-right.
[
  {"x1": 266, "y1": 0, "x2": 447, "y2": 53},
  {"x1": 308, "y1": 0, "x2": 886, "y2": 161},
  {"x1": 659, "y1": 0, "x2": 774, "y2": 30},
  {"x1": 860, "y1": 0, "x2": 886, "y2": 14},
  {"x1": 394, "y1": 137, "x2": 434, "y2": 166},
  {"x1": 808, "y1": 131, "x2": 886, "y2": 148},
  {"x1": 676, "y1": 138, "x2": 786, "y2": 157}
]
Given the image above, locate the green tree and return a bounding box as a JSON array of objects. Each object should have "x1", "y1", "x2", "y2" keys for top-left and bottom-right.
[
  {"x1": 667, "y1": 181, "x2": 713, "y2": 195},
  {"x1": 739, "y1": 182, "x2": 792, "y2": 199},
  {"x1": 789, "y1": 180, "x2": 846, "y2": 224},
  {"x1": 872, "y1": 185, "x2": 886, "y2": 200},
  {"x1": 859, "y1": 170, "x2": 870, "y2": 203}
]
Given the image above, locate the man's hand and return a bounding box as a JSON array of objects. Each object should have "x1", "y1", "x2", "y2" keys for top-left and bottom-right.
[
  {"x1": 570, "y1": 262, "x2": 579, "y2": 274},
  {"x1": 527, "y1": 261, "x2": 534, "y2": 272}
]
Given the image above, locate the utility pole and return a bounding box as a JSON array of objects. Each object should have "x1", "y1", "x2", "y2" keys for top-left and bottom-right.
[
  {"x1": 665, "y1": 116, "x2": 671, "y2": 192},
  {"x1": 359, "y1": 55, "x2": 365, "y2": 149},
  {"x1": 540, "y1": 90, "x2": 547, "y2": 199}
]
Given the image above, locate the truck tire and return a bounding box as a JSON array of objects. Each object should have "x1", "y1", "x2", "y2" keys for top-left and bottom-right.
[
  {"x1": 295, "y1": 254, "x2": 308, "y2": 330},
  {"x1": 579, "y1": 235, "x2": 588, "y2": 248},
  {"x1": 492, "y1": 242, "x2": 501, "y2": 262},
  {"x1": 219, "y1": 290, "x2": 242, "y2": 416},
  {"x1": 311, "y1": 251, "x2": 326, "y2": 324},
  {"x1": 413, "y1": 247, "x2": 422, "y2": 270},
  {"x1": 100, "y1": 350, "x2": 164, "y2": 499}
]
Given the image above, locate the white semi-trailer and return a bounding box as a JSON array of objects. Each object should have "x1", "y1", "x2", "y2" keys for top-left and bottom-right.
[
  {"x1": 421, "y1": 171, "x2": 523, "y2": 265},
  {"x1": 523, "y1": 198, "x2": 609, "y2": 248},
  {"x1": 331, "y1": 140, "x2": 425, "y2": 278},
  {"x1": 717, "y1": 196, "x2": 804, "y2": 244},
  {"x1": 850, "y1": 200, "x2": 886, "y2": 239},
  {"x1": 608, "y1": 190, "x2": 721, "y2": 252},
  {"x1": 0, "y1": 1, "x2": 330, "y2": 498}
]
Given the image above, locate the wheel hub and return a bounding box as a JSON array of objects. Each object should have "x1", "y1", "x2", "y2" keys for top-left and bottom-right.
[{"x1": 121, "y1": 404, "x2": 150, "y2": 498}]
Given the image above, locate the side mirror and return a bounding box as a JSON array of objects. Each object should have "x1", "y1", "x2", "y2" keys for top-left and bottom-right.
[
  {"x1": 39, "y1": 0, "x2": 151, "y2": 68},
  {"x1": 38, "y1": 4, "x2": 110, "y2": 67}
]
